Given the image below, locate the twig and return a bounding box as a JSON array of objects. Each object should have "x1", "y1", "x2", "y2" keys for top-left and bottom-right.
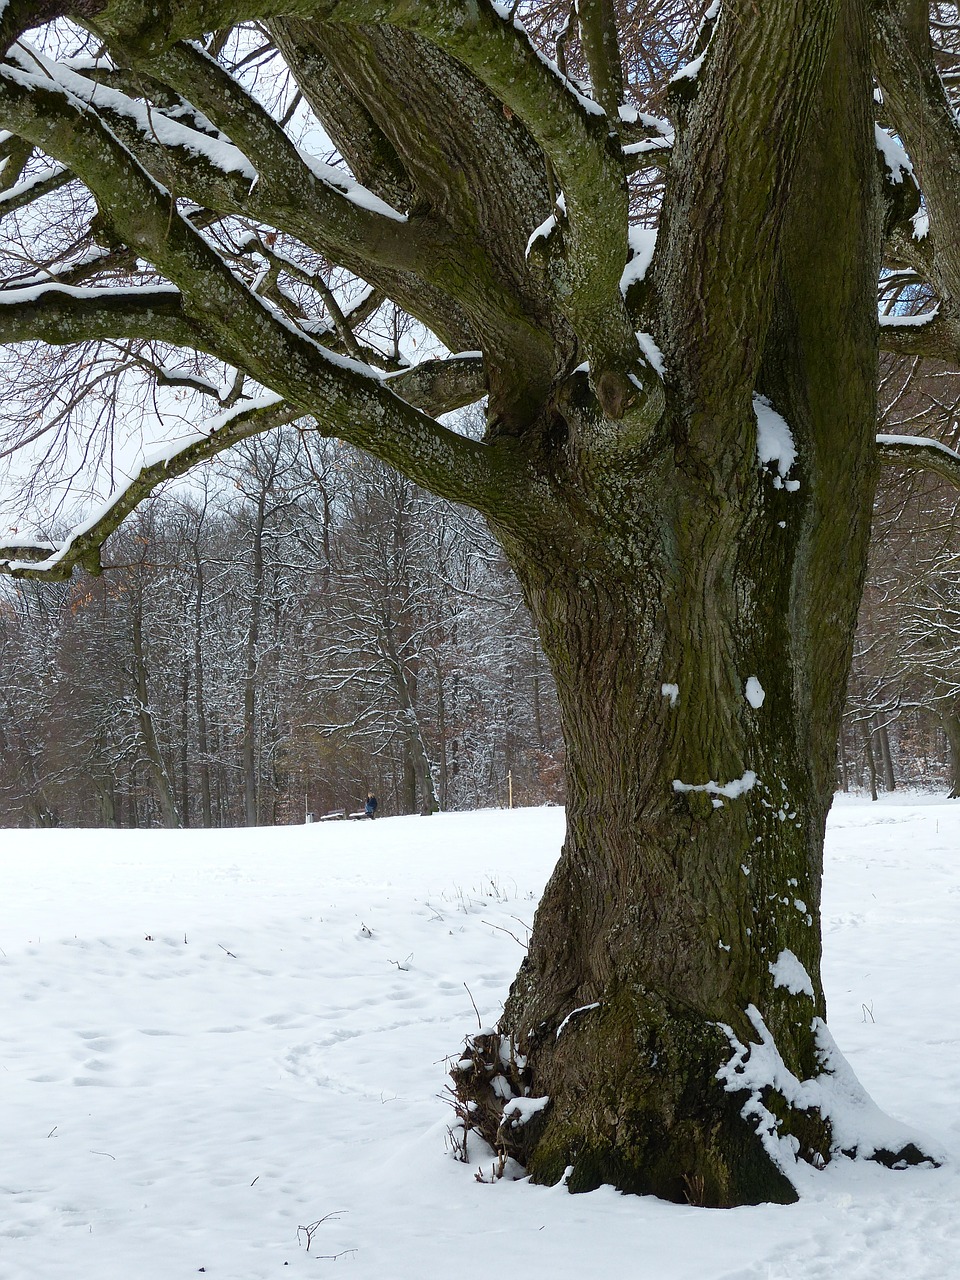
[
  {"x1": 463, "y1": 982, "x2": 483, "y2": 1029},
  {"x1": 297, "y1": 1211, "x2": 345, "y2": 1252},
  {"x1": 481, "y1": 919, "x2": 527, "y2": 948},
  {"x1": 218, "y1": 943, "x2": 237, "y2": 958}
]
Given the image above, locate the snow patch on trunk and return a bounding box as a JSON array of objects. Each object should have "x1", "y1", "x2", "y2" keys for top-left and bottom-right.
[
  {"x1": 620, "y1": 226, "x2": 657, "y2": 293},
  {"x1": 555, "y1": 1002, "x2": 601, "y2": 1040},
  {"x1": 875, "y1": 125, "x2": 914, "y2": 184},
  {"x1": 673, "y1": 771, "x2": 757, "y2": 799},
  {"x1": 769, "y1": 949, "x2": 815, "y2": 998},
  {"x1": 755, "y1": 396, "x2": 800, "y2": 491},
  {"x1": 745, "y1": 676, "x2": 765, "y2": 708}
]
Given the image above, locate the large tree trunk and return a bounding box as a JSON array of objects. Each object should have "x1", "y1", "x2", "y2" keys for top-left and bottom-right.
[
  {"x1": 465, "y1": 488, "x2": 837, "y2": 1204},
  {"x1": 453, "y1": 0, "x2": 913, "y2": 1207}
]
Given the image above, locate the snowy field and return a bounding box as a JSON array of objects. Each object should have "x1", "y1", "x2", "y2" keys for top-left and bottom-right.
[{"x1": 1, "y1": 796, "x2": 958, "y2": 1280}]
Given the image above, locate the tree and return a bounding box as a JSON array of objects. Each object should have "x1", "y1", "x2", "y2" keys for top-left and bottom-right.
[{"x1": 1, "y1": 0, "x2": 956, "y2": 1206}]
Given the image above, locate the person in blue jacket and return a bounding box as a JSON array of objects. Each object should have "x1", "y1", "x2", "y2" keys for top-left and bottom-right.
[{"x1": 364, "y1": 792, "x2": 378, "y2": 819}]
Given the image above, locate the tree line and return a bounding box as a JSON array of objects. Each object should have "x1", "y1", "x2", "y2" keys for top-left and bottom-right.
[
  {"x1": 0, "y1": 427, "x2": 563, "y2": 827},
  {"x1": 3, "y1": 415, "x2": 960, "y2": 828}
]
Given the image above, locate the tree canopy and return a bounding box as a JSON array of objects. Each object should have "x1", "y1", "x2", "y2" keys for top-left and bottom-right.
[{"x1": 1, "y1": 4, "x2": 960, "y2": 562}]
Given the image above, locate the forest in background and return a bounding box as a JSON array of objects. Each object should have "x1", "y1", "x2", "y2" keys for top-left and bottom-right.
[
  {"x1": 1, "y1": 386, "x2": 959, "y2": 829},
  {"x1": 0, "y1": 416, "x2": 564, "y2": 828}
]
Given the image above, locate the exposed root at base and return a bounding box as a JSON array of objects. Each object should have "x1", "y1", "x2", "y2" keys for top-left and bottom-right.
[{"x1": 447, "y1": 1029, "x2": 550, "y2": 1177}]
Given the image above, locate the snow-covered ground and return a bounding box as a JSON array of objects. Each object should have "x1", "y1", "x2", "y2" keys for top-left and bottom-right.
[{"x1": 1, "y1": 796, "x2": 958, "y2": 1279}]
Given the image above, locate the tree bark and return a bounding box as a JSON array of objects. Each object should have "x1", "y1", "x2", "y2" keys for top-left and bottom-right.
[
  {"x1": 878, "y1": 720, "x2": 897, "y2": 792},
  {"x1": 242, "y1": 486, "x2": 267, "y2": 827},
  {"x1": 130, "y1": 592, "x2": 181, "y2": 829},
  {"x1": 862, "y1": 719, "x2": 880, "y2": 802},
  {"x1": 453, "y1": 0, "x2": 913, "y2": 1207},
  {"x1": 940, "y1": 701, "x2": 960, "y2": 798},
  {"x1": 193, "y1": 555, "x2": 213, "y2": 828}
]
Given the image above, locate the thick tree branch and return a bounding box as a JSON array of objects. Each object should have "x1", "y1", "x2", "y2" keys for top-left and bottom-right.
[
  {"x1": 0, "y1": 283, "x2": 205, "y2": 348},
  {"x1": 577, "y1": 0, "x2": 625, "y2": 126},
  {"x1": 87, "y1": 0, "x2": 658, "y2": 420},
  {"x1": 873, "y1": 0, "x2": 960, "y2": 314},
  {"x1": 0, "y1": 61, "x2": 530, "y2": 526},
  {"x1": 7, "y1": 42, "x2": 423, "y2": 277},
  {"x1": 877, "y1": 309, "x2": 960, "y2": 361},
  {"x1": 0, "y1": 350, "x2": 488, "y2": 581},
  {"x1": 352, "y1": 0, "x2": 646, "y2": 410},
  {"x1": 27, "y1": 35, "x2": 558, "y2": 408},
  {"x1": 267, "y1": 16, "x2": 413, "y2": 212},
  {"x1": 657, "y1": 0, "x2": 845, "y2": 462},
  {"x1": 877, "y1": 432, "x2": 960, "y2": 490},
  {"x1": 384, "y1": 353, "x2": 486, "y2": 418}
]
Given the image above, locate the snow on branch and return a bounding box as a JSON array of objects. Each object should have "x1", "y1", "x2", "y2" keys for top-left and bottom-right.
[
  {"x1": 876, "y1": 433, "x2": 960, "y2": 491},
  {"x1": 142, "y1": 39, "x2": 410, "y2": 226},
  {"x1": 0, "y1": 64, "x2": 525, "y2": 531},
  {"x1": 0, "y1": 283, "x2": 202, "y2": 349},
  {"x1": 0, "y1": 395, "x2": 300, "y2": 580},
  {"x1": 0, "y1": 162, "x2": 72, "y2": 215},
  {"x1": 877, "y1": 309, "x2": 960, "y2": 363},
  {"x1": 8, "y1": 40, "x2": 256, "y2": 179},
  {"x1": 5, "y1": 41, "x2": 419, "y2": 286}
]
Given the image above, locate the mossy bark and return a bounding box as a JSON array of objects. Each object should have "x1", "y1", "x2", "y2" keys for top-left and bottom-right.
[{"x1": 453, "y1": 0, "x2": 896, "y2": 1206}]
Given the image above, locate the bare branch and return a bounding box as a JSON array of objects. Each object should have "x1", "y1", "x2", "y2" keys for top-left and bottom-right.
[
  {"x1": 0, "y1": 395, "x2": 301, "y2": 579},
  {"x1": 0, "y1": 61, "x2": 533, "y2": 529}
]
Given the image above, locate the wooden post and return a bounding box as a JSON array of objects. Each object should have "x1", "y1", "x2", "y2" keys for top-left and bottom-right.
[{"x1": 508, "y1": 770, "x2": 513, "y2": 809}]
